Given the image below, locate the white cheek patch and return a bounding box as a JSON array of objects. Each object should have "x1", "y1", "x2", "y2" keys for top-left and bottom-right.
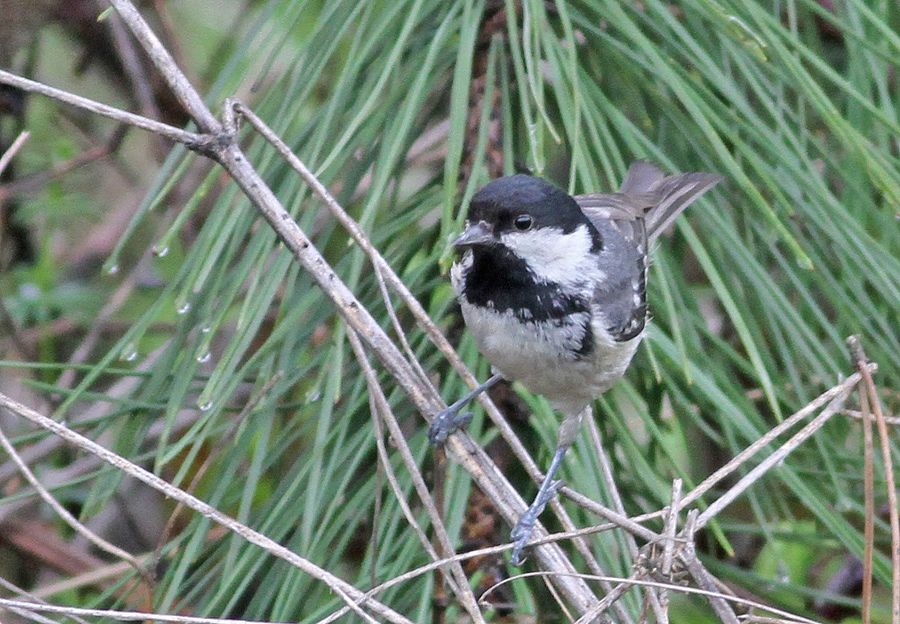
[{"x1": 500, "y1": 224, "x2": 601, "y2": 286}]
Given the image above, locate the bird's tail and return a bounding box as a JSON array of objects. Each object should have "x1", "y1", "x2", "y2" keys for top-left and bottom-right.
[{"x1": 620, "y1": 161, "x2": 722, "y2": 242}]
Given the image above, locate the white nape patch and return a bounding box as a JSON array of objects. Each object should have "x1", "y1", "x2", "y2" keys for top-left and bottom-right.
[{"x1": 500, "y1": 224, "x2": 602, "y2": 287}]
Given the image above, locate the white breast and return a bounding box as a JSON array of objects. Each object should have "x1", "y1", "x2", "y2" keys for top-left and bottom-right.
[{"x1": 457, "y1": 300, "x2": 641, "y2": 414}]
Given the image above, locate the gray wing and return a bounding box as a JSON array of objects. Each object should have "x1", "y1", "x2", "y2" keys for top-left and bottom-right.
[
  {"x1": 585, "y1": 216, "x2": 648, "y2": 342},
  {"x1": 574, "y1": 161, "x2": 722, "y2": 342},
  {"x1": 575, "y1": 160, "x2": 722, "y2": 243}
]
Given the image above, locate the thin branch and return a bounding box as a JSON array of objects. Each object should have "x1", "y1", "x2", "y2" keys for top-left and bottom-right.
[
  {"x1": 29, "y1": 555, "x2": 151, "y2": 600},
  {"x1": 849, "y1": 336, "x2": 899, "y2": 623},
  {"x1": 0, "y1": 70, "x2": 206, "y2": 149},
  {"x1": 572, "y1": 573, "x2": 641, "y2": 624},
  {"x1": 0, "y1": 130, "x2": 30, "y2": 175},
  {"x1": 0, "y1": 125, "x2": 128, "y2": 204},
  {"x1": 344, "y1": 328, "x2": 485, "y2": 624},
  {"x1": 678, "y1": 369, "x2": 871, "y2": 512},
  {"x1": 104, "y1": 6, "x2": 162, "y2": 123},
  {"x1": 696, "y1": 391, "x2": 851, "y2": 529},
  {"x1": 0, "y1": 598, "x2": 291, "y2": 624},
  {"x1": 0, "y1": 576, "x2": 91, "y2": 624},
  {"x1": 0, "y1": 425, "x2": 146, "y2": 574},
  {"x1": 478, "y1": 571, "x2": 821, "y2": 624},
  {"x1": 107, "y1": 0, "x2": 219, "y2": 132},
  {"x1": 681, "y1": 510, "x2": 740, "y2": 624},
  {"x1": 858, "y1": 362, "x2": 875, "y2": 624},
  {"x1": 656, "y1": 478, "x2": 684, "y2": 624},
  {"x1": 586, "y1": 414, "x2": 666, "y2": 622},
  {"x1": 0, "y1": 392, "x2": 411, "y2": 624},
  {"x1": 843, "y1": 409, "x2": 900, "y2": 426}
]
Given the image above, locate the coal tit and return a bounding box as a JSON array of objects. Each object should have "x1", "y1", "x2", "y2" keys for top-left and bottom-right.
[{"x1": 431, "y1": 161, "x2": 721, "y2": 564}]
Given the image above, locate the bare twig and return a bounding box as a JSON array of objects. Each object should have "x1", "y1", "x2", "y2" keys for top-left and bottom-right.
[
  {"x1": 656, "y1": 478, "x2": 684, "y2": 623},
  {"x1": 679, "y1": 370, "x2": 871, "y2": 512},
  {"x1": 0, "y1": 392, "x2": 410, "y2": 624},
  {"x1": 843, "y1": 409, "x2": 900, "y2": 426},
  {"x1": 696, "y1": 391, "x2": 851, "y2": 529},
  {"x1": 586, "y1": 414, "x2": 665, "y2": 622},
  {"x1": 858, "y1": 361, "x2": 875, "y2": 624},
  {"x1": 0, "y1": 125, "x2": 128, "y2": 203},
  {"x1": 0, "y1": 576, "x2": 90, "y2": 624},
  {"x1": 0, "y1": 425, "x2": 146, "y2": 574},
  {"x1": 849, "y1": 336, "x2": 899, "y2": 623},
  {"x1": 0, "y1": 130, "x2": 30, "y2": 175},
  {"x1": 682, "y1": 510, "x2": 740, "y2": 624},
  {"x1": 107, "y1": 1, "x2": 219, "y2": 132},
  {"x1": 478, "y1": 571, "x2": 821, "y2": 624},
  {"x1": 0, "y1": 69, "x2": 206, "y2": 148},
  {"x1": 30, "y1": 555, "x2": 151, "y2": 599},
  {"x1": 345, "y1": 328, "x2": 485, "y2": 624},
  {"x1": 0, "y1": 598, "x2": 291, "y2": 624}
]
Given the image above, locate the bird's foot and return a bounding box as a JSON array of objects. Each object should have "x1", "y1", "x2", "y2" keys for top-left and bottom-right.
[
  {"x1": 427, "y1": 407, "x2": 473, "y2": 445},
  {"x1": 509, "y1": 479, "x2": 563, "y2": 566}
]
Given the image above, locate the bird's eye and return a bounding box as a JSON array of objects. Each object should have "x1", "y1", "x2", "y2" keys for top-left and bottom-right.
[{"x1": 514, "y1": 214, "x2": 533, "y2": 231}]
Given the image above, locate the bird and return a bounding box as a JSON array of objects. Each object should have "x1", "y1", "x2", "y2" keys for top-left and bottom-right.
[{"x1": 430, "y1": 161, "x2": 722, "y2": 565}]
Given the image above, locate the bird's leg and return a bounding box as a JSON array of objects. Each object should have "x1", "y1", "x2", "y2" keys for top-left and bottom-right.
[
  {"x1": 428, "y1": 373, "x2": 503, "y2": 445},
  {"x1": 509, "y1": 406, "x2": 588, "y2": 565},
  {"x1": 510, "y1": 444, "x2": 569, "y2": 566}
]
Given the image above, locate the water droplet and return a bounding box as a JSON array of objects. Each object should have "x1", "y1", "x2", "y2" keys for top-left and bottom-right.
[
  {"x1": 120, "y1": 343, "x2": 138, "y2": 362},
  {"x1": 196, "y1": 351, "x2": 211, "y2": 363},
  {"x1": 19, "y1": 283, "x2": 40, "y2": 300},
  {"x1": 152, "y1": 245, "x2": 169, "y2": 258},
  {"x1": 306, "y1": 389, "x2": 321, "y2": 403},
  {"x1": 198, "y1": 400, "x2": 213, "y2": 412},
  {"x1": 200, "y1": 325, "x2": 212, "y2": 334},
  {"x1": 106, "y1": 263, "x2": 119, "y2": 275},
  {"x1": 176, "y1": 301, "x2": 191, "y2": 315},
  {"x1": 776, "y1": 561, "x2": 790, "y2": 584}
]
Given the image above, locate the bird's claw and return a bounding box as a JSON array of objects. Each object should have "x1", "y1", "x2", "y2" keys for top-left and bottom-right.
[
  {"x1": 509, "y1": 479, "x2": 563, "y2": 566},
  {"x1": 427, "y1": 408, "x2": 473, "y2": 445}
]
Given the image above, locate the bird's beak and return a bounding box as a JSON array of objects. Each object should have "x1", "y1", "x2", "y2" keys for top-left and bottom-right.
[{"x1": 452, "y1": 221, "x2": 494, "y2": 248}]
